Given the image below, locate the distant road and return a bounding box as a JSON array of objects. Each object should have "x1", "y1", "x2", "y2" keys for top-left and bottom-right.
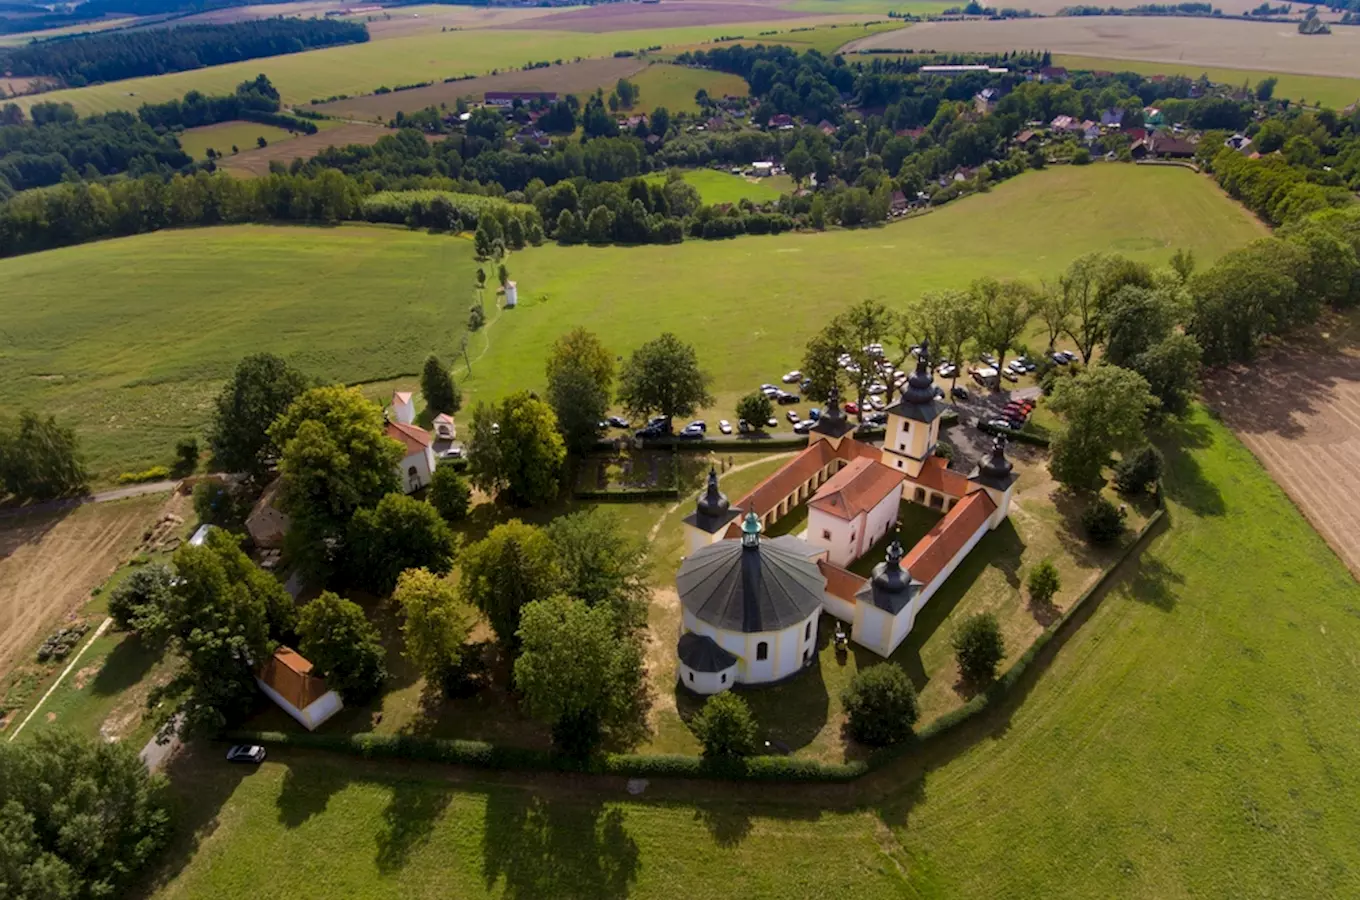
[{"x1": 0, "y1": 480, "x2": 180, "y2": 522}]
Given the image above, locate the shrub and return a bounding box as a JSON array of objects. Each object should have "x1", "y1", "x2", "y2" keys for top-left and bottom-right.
[
  {"x1": 1082, "y1": 496, "x2": 1127, "y2": 544},
  {"x1": 1114, "y1": 445, "x2": 1163, "y2": 495},
  {"x1": 429, "y1": 466, "x2": 471, "y2": 523},
  {"x1": 952, "y1": 613, "x2": 1005, "y2": 684},
  {"x1": 1027, "y1": 558, "x2": 1061, "y2": 606},
  {"x1": 116, "y1": 466, "x2": 170, "y2": 484},
  {"x1": 690, "y1": 691, "x2": 759, "y2": 758},
  {"x1": 736, "y1": 392, "x2": 773, "y2": 429},
  {"x1": 297, "y1": 592, "x2": 388, "y2": 703},
  {"x1": 842, "y1": 663, "x2": 919, "y2": 746},
  {"x1": 107, "y1": 563, "x2": 173, "y2": 641},
  {"x1": 174, "y1": 437, "x2": 199, "y2": 473},
  {"x1": 1072, "y1": 147, "x2": 1092, "y2": 165}
]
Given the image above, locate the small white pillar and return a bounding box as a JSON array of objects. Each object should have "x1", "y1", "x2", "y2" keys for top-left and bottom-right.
[{"x1": 504, "y1": 281, "x2": 518, "y2": 308}]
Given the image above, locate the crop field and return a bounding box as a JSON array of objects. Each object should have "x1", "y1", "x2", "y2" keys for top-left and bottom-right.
[
  {"x1": 309, "y1": 58, "x2": 651, "y2": 121},
  {"x1": 217, "y1": 123, "x2": 423, "y2": 177},
  {"x1": 495, "y1": 1, "x2": 860, "y2": 32},
  {"x1": 0, "y1": 165, "x2": 1263, "y2": 480},
  {"x1": 1201, "y1": 340, "x2": 1360, "y2": 580},
  {"x1": 628, "y1": 61, "x2": 749, "y2": 111},
  {"x1": 356, "y1": 5, "x2": 568, "y2": 40},
  {"x1": 1055, "y1": 54, "x2": 1360, "y2": 111},
  {"x1": 846, "y1": 17, "x2": 1360, "y2": 79},
  {"x1": 178, "y1": 121, "x2": 296, "y2": 161},
  {"x1": 13, "y1": 20, "x2": 881, "y2": 116},
  {"x1": 141, "y1": 407, "x2": 1360, "y2": 899},
  {"x1": 0, "y1": 15, "x2": 141, "y2": 47},
  {"x1": 644, "y1": 168, "x2": 786, "y2": 204}
]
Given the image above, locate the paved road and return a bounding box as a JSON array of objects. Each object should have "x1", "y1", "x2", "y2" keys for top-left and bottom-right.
[
  {"x1": 139, "y1": 714, "x2": 183, "y2": 772},
  {"x1": 0, "y1": 480, "x2": 180, "y2": 521}
]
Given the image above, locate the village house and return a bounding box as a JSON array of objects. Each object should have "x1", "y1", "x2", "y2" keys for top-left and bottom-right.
[
  {"x1": 387, "y1": 419, "x2": 435, "y2": 492},
  {"x1": 256, "y1": 646, "x2": 343, "y2": 730},
  {"x1": 677, "y1": 350, "x2": 1019, "y2": 692}
]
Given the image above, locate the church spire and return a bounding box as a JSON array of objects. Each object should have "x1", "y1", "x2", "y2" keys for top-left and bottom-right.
[
  {"x1": 696, "y1": 467, "x2": 730, "y2": 519},
  {"x1": 741, "y1": 506, "x2": 762, "y2": 549}
]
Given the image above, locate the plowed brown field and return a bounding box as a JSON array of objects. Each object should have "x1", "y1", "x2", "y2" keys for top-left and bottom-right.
[{"x1": 1202, "y1": 344, "x2": 1360, "y2": 580}]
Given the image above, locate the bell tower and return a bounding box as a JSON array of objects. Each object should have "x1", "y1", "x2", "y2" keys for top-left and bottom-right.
[{"x1": 880, "y1": 340, "x2": 944, "y2": 478}]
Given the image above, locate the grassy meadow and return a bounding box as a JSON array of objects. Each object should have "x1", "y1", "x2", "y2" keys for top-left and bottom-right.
[
  {"x1": 1055, "y1": 54, "x2": 1360, "y2": 112},
  {"x1": 627, "y1": 62, "x2": 748, "y2": 114},
  {"x1": 0, "y1": 165, "x2": 1264, "y2": 481},
  {"x1": 643, "y1": 168, "x2": 786, "y2": 205},
  {"x1": 13, "y1": 20, "x2": 893, "y2": 116},
  {"x1": 141, "y1": 407, "x2": 1360, "y2": 899},
  {"x1": 177, "y1": 121, "x2": 295, "y2": 161}
]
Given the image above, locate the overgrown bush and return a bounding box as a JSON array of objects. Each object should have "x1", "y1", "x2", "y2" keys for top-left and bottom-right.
[
  {"x1": 107, "y1": 563, "x2": 174, "y2": 641},
  {"x1": 116, "y1": 466, "x2": 170, "y2": 484},
  {"x1": 1114, "y1": 445, "x2": 1163, "y2": 495},
  {"x1": 429, "y1": 466, "x2": 472, "y2": 523},
  {"x1": 690, "y1": 691, "x2": 759, "y2": 758},
  {"x1": 842, "y1": 662, "x2": 919, "y2": 746},
  {"x1": 1082, "y1": 496, "x2": 1127, "y2": 544},
  {"x1": 191, "y1": 478, "x2": 252, "y2": 530},
  {"x1": 1027, "y1": 558, "x2": 1061, "y2": 606},
  {"x1": 174, "y1": 437, "x2": 199, "y2": 474},
  {"x1": 952, "y1": 613, "x2": 1005, "y2": 684}
]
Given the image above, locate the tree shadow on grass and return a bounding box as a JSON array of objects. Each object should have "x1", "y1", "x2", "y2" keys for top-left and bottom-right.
[
  {"x1": 482, "y1": 788, "x2": 640, "y2": 900},
  {"x1": 276, "y1": 758, "x2": 353, "y2": 829},
  {"x1": 1154, "y1": 421, "x2": 1226, "y2": 518},
  {"x1": 90, "y1": 634, "x2": 160, "y2": 697},
  {"x1": 691, "y1": 795, "x2": 754, "y2": 847},
  {"x1": 1123, "y1": 553, "x2": 1183, "y2": 612},
  {"x1": 375, "y1": 775, "x2": 454, "y2": 874}
]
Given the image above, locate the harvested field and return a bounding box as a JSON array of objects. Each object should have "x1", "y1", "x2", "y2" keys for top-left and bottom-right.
[
  {"x1": 0, "y1": 16, "x2": 141, "y2": 47},
  {"x1": 0, "y1": 493, "x2": 169, "y2": 678},
  {"x1": 357, "y1": 4, "x2": 562, "y2": 39},
  {"x1": 497, "y1": 1, "x2": 855, "y2": 31},
  {"x1": 847, "y1": 17, "x2": 1360, "y2": 79},
  {"x1": 1056, "y1": 54, "x2": 1360, "y2": 110},
  {"x1": 219, "y1": 123, "x2": 418, "y2": 176},
  {"x1": 310, "y1": 57, "x2": 649, "y2": 121},
  {"x1": 0, "y1": 76, "x2": 53, "y2": 97},
  {"x1": 1202, "y1": 342, "x2": 1360, "y2": 581}
]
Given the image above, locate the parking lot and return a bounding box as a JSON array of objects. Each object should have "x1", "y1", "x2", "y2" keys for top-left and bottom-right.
[{"x1": 947, "y1": 385, "x2": 1043, "y2": 466}]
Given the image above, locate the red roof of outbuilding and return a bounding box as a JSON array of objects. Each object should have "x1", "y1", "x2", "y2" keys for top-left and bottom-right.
[{"x1": 911, "y1": 456, "x2": 971, "y2": 499}]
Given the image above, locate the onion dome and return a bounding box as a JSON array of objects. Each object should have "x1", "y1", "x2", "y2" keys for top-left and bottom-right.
[
  {"x1": 683, "y1": 467, "x2": 740, "y2": 535},
  {"x1": 968, "y1": 435, "x2": 1020, "y2": 491},
  {"x1": 811, "y1": 384, "x2": 854, "y2": 438},
  {"x1": 886, "y1": 338, "x2": 945, "y2": 423},
  {"x1": 855, "y1": 536, "x2": 919, "y2": 614}
]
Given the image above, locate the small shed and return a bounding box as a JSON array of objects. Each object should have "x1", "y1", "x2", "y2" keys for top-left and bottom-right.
[
  {"x1": 246, "y1": 477, "x2": 290, "y2": 549},
  {"x1": 392, "y1": 391, "x2": 416, "y2": 426},
  {"x1": 432, "y1": 413, "x2": 456, "y2": 441},
  {"x1": 255, "y1": 646, "x2": 343, "y2": 731},
  {"x1": 504, "y1": 281, "x2": 518, "y2": 308}
]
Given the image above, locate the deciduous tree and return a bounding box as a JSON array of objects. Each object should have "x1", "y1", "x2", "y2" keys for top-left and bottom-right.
[
  {"x1": 108, "y1": 562, "x2": 175, "y2": 643},
  {"x1": 547, "y1": 508, "x2": 650, "y2": 632},
  {"x1": 842, "y1": 662, "x2": 919, "y2": 746},
  {"x1": 617, "y1": 333, "x2": 714, "y2": 426},
  {"x1": 393, "y1": 567, "x2": 475, "y2": 696},
  {"x1": 297, "y1": 591, "x2": 388, "y2": 703},
  {"x1": 420, "y1": 354, "x2": 460, "y2": 416},
  {"x1": 1026, "y1": 558, "x2": 1061, "y2": 606},
  {"x1": 208, "y1": 352, "x2": 308, "y2": 478},
  {"x1": 690, "y1": 691, "x2": 758, "y2": 759},
  {"x1": 0, "y1": 410, "x2": 88, "y2": 501},
  {"x1": 952, "y1": 612, "x2": 1005, "y2": 684},
  {"x1": 428, "y1": 465, "x2": 471, "y2": 523},
  {"x1": 737, "y1": 392, "x2": 773, "y2": 430},
  {"x1": 973, "y1": 277, "x2": 1035, "y2": 373},
  {"x1": 458, "y1": 519, "x2": 559, "y2": 650},
  {"x1": 346, "y1": 493, "x2": 455, "y2": 595},
  {"x1": 1048, "y1": 365, "x2": 1156, "y2": 491}
]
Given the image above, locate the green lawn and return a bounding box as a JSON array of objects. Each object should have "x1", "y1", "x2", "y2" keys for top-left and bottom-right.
[
  {"x1": 177, "y1": 121, "x2": 296, "y2": 161},
  {"x1": 13, "y1": 20, "x2": 887, "y2": 116},
  {"x1": 1055, "y1": 54, "x2": 1360, "y2": 112},
  {"x1": 0, "y1": 164, "x2": 1264, "y2": 481},
  {"x1": 643, "y1": 168, "x2": 787, "y2": 205},
  {"x1": 627, "y1": 63, "x2": 748, "y2": 114},
  {"x1": 142, "y1": 407, "x2": 1360, "y2": 898}
]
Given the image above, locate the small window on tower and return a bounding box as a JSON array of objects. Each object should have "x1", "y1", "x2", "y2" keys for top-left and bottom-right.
[
  {"x1": 757, "y1": 642, "x2": 769, "y2": 661},
  {"x1": 821, "y1": 529, "x2": 831, "y2": 541},
  {"x1": 805, "y1": 622, "x2": 812, "y2": 641}
]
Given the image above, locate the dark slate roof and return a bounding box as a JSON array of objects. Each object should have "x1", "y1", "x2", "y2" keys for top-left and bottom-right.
[
  {"x1": 683, "y1": 468, "x2": 740, "y2": 534},
  {"x1": 886, "y1": 340, "x2": 944, "y2": 424},
  {"x1": 854, "y1": 538, "x2": 920, "y2": 614},
  {"x1": 676, "y1": 632, "x2": 739, "y2": 673},
  {"x1": 811, "y1": 386, "x2": 855, "y2": 438},
  {"x1": 968, "y1": 436, "x2": 1020, "y2": 492},
  {"x1": 677, "y1": 534, "x2": 825, "y2": 633}
]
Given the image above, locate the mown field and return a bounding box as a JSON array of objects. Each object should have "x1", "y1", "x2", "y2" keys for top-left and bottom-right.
[
  {"x1": 140, "y1": 407, "x2": 1360, "y2": 899},
  {"x1": 1055, "y1": 54, "x2": 1360, "y2": 112},
  {"x1": 177, "y1": 121, "x2": 295, "y2": 161},
  {"x1": 0, "y1": 165, "x2": 1264, "y2": 481},
  {"x1": 644, "y1": 168, "x2": 786, "y2": 205},
  {"x1": 628, "y1": 61, "x2": 749, "y2": 112},
  {"x1": 848, "y1": 17, "x2": 1360, "y2": 80},
  {"x1": 13, "y1": 19, "x2": 890, "y2": 116}
]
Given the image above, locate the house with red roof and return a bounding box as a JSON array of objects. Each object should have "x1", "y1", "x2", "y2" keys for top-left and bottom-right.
[
  {"x1": 676, "y1": 346, "x2": 1020, "y2": 690},
  {"x1": 386, "y1": 419, "x2": 436, "y2": 493},
  {"x1": 256, "y1": 646, "x2": 343, "y2": 730}
]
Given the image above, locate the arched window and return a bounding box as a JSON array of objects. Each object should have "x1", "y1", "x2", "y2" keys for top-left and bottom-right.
[
  {"x1": 721, "y1": 673, "x2": 727, "y2": 684},
  {"x1": 756, "y1": 641, "x2": 769, "y2": 661},
  {"x1": 688, "y1": 671, "x2": 694, "y2": 683},
  {"x1": 804, "y1": 621, "x2": 812, "y2": 641}
]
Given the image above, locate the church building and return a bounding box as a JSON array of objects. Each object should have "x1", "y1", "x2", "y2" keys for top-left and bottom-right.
[{"x1": 676, "y1": 344, "x2": 1020, "y2": 693}]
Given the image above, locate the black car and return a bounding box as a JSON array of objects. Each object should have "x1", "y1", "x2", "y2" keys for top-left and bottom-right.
[
  {"x1": 951, "y1": 386, "x2": 970, "y2": 401},
  {"x1": 608, "y1": 416, "x2": 630, "y2": 428},
  {"x1": 226, "y1": 744, "x2": 266, "y2": 764},
  {"x1": 777, "y1": 391, "x2": 800, "y2": 405}
]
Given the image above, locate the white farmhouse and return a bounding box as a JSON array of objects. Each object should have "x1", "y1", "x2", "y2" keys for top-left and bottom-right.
[{"x1": 386, "y1": 419, "x2": 436, "y2": 492}]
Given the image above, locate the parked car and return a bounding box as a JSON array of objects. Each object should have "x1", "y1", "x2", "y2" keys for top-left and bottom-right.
[
  {"x1": 635, "y1": 426, "x2": 665, "y2": 439},
  {"x1": 678, "y1": 424, "x2": 704, "y2": 439},
  {"x1": 870, "y1": 396, "x2": 886, "y2": 410},
  {"x1": 761, "y1": 385, "x2": 780, "y2": 398},
  {"x1": 786, "y1": 410, "x2": 801, "y2": 423},
  {"x1": 1047, "y1": 351, "x2": 1069, "y2": 366},
  {"x1": 844, "y1": 401, "x2": 859, "y2": 415},
  {"x1": 777, "y1": 391, "x2": 800, "y2": 405},
  {"x1": 793, "y1": 420, "x2": 813, "y2": 434},
  {"x1": 938, "y1": 364, "x2": 959, "y2": 379},
  {"x1": 782, "y1": 370, "x2": 802, "y2": 383},
  {"x1": 647, "y1": 415, "x2": 670, "y2": 431},
  {"x1": 1002, "y1": 370, "x2": 1019, "y2": 383},
  {"x1": 865, "y1": 411, "x2": 888, "y2": 426},
  {"x1": 868, "y1": 381, "x2": 888, "y2": 394},
  {"x1": 716, "y1": 419, "x2": 730, "y2": 434},
  {"x1": 985, "y1": 417, "x2": 1015, "y2": 431},
  {"x1": 767, "y1": 416, "x2": 778, "y2": 428},
  {"x1": 226, "y1": 744, "x2": 266, "y2": 764},
  {"x1": 951, "y1": 386, "x2": 970, "y2": 401},
  {"x1": 801, "y1": 378, "x2": 813, "y2": 393},
  {"x1": 980, "y1": 353, "x2": 997, "y2": 366},
  {"x1": 808, "y1": 407, "x2": 821, "y2": 421},
  {"x1": 686, "y1": 420, "x2": 707, "y2": 432},
  {"x1": 608, "y1": 416, "x2": 630, "y2": 428}
]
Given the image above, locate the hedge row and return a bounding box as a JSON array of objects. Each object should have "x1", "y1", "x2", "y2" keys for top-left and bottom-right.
[
  {"x1": 361, "y1": 190, "x2": 538, "y2": 231},
  {"x1": 229, "y1": 485, "x2": 1167, "y2": 783},
  {"x1": 573, "y1": 488, "x2": 681, "y2": 502}
]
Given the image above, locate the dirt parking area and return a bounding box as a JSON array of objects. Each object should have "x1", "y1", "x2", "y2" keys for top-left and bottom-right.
[
  {"x1": 1202, "y1": 343, "x2": 1360, "y2": 579},
  {"x1": 0, "y1": 493, "x2": 169, "y2": 678},
  {"x1": 310, "y1": 57, "x2": 649, "y2": 121}
]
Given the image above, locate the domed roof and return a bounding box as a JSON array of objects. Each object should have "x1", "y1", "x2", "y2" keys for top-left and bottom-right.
[
  {"x1": 677, "y1": 523, "x2": 825, "y2": 634},
  {"x1": 855, "y1": 537, "x2": 919, "y2": 614},
  {"x1": 696, "y1": 467, "x2": 729, "y2": 518},
  {"x1": 968, "y1": 435, "x2": 1019, "y2": 491},
  {"x1": 811, "y1": 385, "x2": 854, "y2": 438},
  {"x1": 886, "y1": 339, "x2": 944, "y2": 423}
]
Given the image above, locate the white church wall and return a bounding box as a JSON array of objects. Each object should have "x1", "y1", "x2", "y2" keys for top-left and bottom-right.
[
  {"x1": 821, "y1": 592, "x2": 855, "y2": 623},
  {"x1": 807, "y1": 506, "x2": 859, "y2": 567},
  {"x1": 679, "y1": 661, "x2": 737, "y2": 695},
  {"x1": 853, "y1": 604, "x2": 894, "y2": 657}
]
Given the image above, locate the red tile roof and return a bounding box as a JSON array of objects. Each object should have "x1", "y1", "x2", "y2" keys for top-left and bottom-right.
[
  {"x1": 393, "y1": 391, "x2": 412, "y2": 405},
  {"x1": 386, "y1": 420, "x2": 432, "y2": 456},
  {"x1": 911, "y1": 456, "x2": 971, "y2": 498},
  {"x1": 902, "y1": 491, "x2": 995, "y2": 587},
  {"x1": 258, "y1": 646, "x2": 331, "y2": 711},
  {"x1": 818, "y1": 559, "x2": 867, "y2": 603},
  {"x1": 808, "y1": 457, "x2": 903, "y2": 521},
  {"x1": 722, "y1": 438, "x2": 880, "y2": 538}
]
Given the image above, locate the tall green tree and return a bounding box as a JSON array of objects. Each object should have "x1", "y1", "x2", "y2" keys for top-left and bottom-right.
[
  {"x1": 690, "y1": 691, "x2": 758, "y2": 759},
  {"x1": 737, "y1": 392, "x2": 773, "y2": 429},
  {"x1": 513, "y1": 595, "x2": 644, "y2": 756},
  {"x1": 297, "y1": 591, "x2": 388, "y2": 703},
  {"x1": 420, "y1": 354, "x2": 460, "y2": 416},
  {"x1": 107, "y1": 562, "x2": 175, "y2": 643},
  {"x1": 546, "y1": 327, "x2": 615, "y2": 395},
  {"x1": 346, "y1": 493, "x2": 456, "y2": 595},
  {"x1": 393, "y1": 567, "x2": 475, "y2": 696},
  {"x1": 916, "y1": 289, "x2": 977, "y2": 390},
  {"x1": 617, "y1": 333, "x2": 714, "y2": 426},
  {"x1": 466, "y1": 392, "x2": 566, "y2": 506},
  {"x1": 458, "y1": 519, "x2": 560, "y2": 650},
  {"x1": 0, "y1": 730, "x2": 171, "y2": 900},
  {"x1": 546, "y1": 327, "x2": 614, "y2": 456},
  {"x1": 1048, "y1": 365, "x2": 1157, "y2": 491},
  {"x1": 546, "y1": 508, "x2": 650, "y2": 632},
  {"x1": 0, "y1": 410, "x2": 88, "y2": 501},
  {"x1": 207, "y1": 353, "x2": 308, "y2": 478},
  {"x1": 953, "y1": 612, "x2": 1006, "y2": 684},
  {"x1": 428, "y1": 465, "x2": 471, "y2": 523},
  {"x1": 973, "y1": 277, "x2": 1035, "y2": 373}
]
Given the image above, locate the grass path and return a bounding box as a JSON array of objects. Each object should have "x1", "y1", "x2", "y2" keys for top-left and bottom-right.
[{"x1": 646, "y1": 451, "x2": 796, "y2": 543}]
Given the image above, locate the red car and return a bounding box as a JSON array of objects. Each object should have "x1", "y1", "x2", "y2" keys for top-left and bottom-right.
[{"x1": 844, "y1": 401, "x2": 859, "y2": 415}]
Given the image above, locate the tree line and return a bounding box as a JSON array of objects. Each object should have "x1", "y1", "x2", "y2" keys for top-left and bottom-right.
[{"x1": 1, "y1": 17, "x2": 368, "y2": 86}]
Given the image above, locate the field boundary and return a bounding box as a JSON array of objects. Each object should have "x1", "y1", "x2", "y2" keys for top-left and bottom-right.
[
  {"x1": 226, "y1": 485, "x2": 1167, "y2": 783},
  {"x1": 7, "y1": 617, "x2": 112, "y2": 742}
]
